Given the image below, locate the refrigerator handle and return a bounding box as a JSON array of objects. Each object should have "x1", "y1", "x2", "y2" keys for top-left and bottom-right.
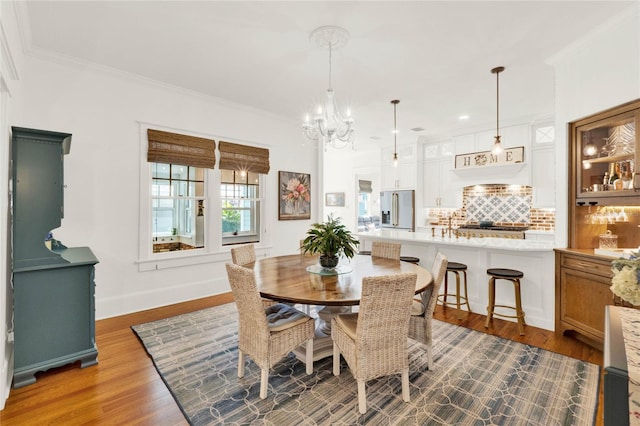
[{"x1": 392, "y1": 192, "x2": 399, "y2": 227}]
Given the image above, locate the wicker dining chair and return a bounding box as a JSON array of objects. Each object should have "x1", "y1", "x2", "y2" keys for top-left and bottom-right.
[
  {"x1": 230, "y1": 244, "x2": 256, "y2": 266},
  {"x1": 371, "y1": 241, "x2": 401, "y2": 260},
  {"x1": 331, "y1": 272, "x2": 417, "y2": 414},
  {"x1": 231, "y1": 244, "x2": 276, "y2": 307},
  {"x1": 225, "y1": 263, "x2": 315, "y2": 399},
  {"x1": 408, "y1": 252, "x2": 448, "y2": 370}
]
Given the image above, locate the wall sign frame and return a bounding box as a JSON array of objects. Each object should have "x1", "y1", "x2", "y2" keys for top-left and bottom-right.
[{"x1": 455, "y1": 146, "x2": 525, "y2": 169}]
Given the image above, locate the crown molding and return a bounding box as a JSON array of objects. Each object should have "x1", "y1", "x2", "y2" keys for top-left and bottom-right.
[{"x1": 0, "y1": 22, "x2": 19, "y2": 83}]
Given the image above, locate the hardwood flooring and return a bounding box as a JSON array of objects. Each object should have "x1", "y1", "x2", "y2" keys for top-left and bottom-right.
[{"x1": 0, "y1": 295, "x2": 604, "y2": 425}]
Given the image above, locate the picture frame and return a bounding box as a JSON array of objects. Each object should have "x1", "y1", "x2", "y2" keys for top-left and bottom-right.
[
  {"x1": 278, "y1": 171, "x2": 311, "y2": 220},
  {"x1": 325, "y1": 192, "x2": 345, "y2": 207}
]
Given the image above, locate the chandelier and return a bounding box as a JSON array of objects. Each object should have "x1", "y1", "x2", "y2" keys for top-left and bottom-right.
[
  {"x1": 491, "y1": 66, "x2": 505, "y2": 155},
  {"x1": 302, "y1": 26, "x2": 354, "y2": 150}
]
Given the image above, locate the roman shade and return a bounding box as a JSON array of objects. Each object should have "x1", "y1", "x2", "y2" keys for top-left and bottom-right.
[
  {"x1": 218, "y1": 141, "x2": 270, "y2": 174},
  {"x1": 147, "y1": 129, "x2": 216, "y2": 169},
  {"x1": 359, "y1": 180, "x2": 372, "y2": 193}
]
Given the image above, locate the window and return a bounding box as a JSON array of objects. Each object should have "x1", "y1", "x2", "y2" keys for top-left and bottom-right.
[
  {"x1": 220, "y1": 169, "x2": 261, "y2": 245},
  {"x1": 139, "y1": 126, "x2": 270, "y2": 268},
  {"x1": 152, "y1": 163, "x2": 205, "y2": 253},
  {"x1": 533, "y1": 123, "x2": 555, "y2": 144}
]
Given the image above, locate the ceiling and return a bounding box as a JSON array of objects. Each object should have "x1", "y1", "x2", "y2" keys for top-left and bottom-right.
[{"x1": 18, "y1": 1, "x2": 635, "y2": 150}]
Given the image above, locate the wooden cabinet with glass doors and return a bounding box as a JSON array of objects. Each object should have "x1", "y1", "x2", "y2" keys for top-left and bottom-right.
[
  {"x1": 572, "y1": 99, "x2": 640, "y2": 206},
  {"x1": 557, "y1": 99, "x2": 640, "y2": 348}
]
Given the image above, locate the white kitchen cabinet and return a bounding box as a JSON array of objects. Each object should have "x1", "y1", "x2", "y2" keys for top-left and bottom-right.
[
  {"x1": 531, "y1": 146, "x2": 555, "y2": 207},
  {"x1": 381, "y1": 144, "x2": 417, "y2": 189},
  {"x1": 454, "y1": 133, "x2": 475, "y2": 155},
  {"x1": 422, "y1": 158, "x2": 460, "y2": 207}
]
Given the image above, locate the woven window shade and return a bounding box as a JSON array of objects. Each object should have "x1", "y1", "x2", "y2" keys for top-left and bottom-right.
[
  {"x1": 218, "y1": 141, "x2": 270, "y2": 174},
  {"x1": 147, "y1": 129, "x2": 216, "y2": 168},
  {"x1": 358, "y1": 180, "x2": 372, "y2": 193}
]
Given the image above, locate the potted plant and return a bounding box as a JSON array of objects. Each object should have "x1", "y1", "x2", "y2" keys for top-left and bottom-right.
[{"x1": 301, "y1": 214, "x2": 360, "y2": 269}]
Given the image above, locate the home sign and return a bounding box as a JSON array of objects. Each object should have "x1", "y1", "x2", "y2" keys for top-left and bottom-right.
[{"x1": 454, "y1": 146, "x2": 524, "y2": 169}]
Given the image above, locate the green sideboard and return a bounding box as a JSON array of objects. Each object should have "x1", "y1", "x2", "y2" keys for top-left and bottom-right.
[{"x1": 11, "y1": 127, "x2": 99, "y2": 388}]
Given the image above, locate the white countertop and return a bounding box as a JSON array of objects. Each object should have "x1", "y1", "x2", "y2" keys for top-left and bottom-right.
[{"x1": 356, "y1": 229, "x2": 555, "y2": 252}]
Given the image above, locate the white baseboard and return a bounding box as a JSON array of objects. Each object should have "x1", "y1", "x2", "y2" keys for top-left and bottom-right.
[
  {"x1": 0, "y1": 347, "x2": 13, "y2": 410},
  {"x1": 96, "y1": 276, "x2": 229, "y2": 320}
]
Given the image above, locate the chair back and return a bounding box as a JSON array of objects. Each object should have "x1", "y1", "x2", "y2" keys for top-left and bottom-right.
[
  {"x1": 356, "y1": 273, "x2": 417, "y2": 366},
  {"x1": 371, "y1": 241, "x2": 401, "y2": 260},
  {"x1": 421, "y1": 252, "x2": 448, "y2": 317},
  {"x1": 231, "y1": 244, "x2": 256, "y2": 266},
  {"x1": 225, "y1": 263, "x2": 269, "y2": 333}
]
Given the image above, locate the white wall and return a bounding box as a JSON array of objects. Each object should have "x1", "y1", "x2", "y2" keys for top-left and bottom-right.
[
  {"x1": 13, "y1": 55, "x2": 318, "y2": 319},
  {"x1": 549, "y1": 4, "x2": 640, "y2": 248}
]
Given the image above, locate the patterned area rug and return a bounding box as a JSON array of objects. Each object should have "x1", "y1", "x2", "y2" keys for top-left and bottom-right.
[{"x1": 132, "y1": 303, "x2": 600, "y2": 425}]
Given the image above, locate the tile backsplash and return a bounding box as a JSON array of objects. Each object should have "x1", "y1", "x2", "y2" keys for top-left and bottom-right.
[
  {"x1": 464, "y1": 185, "x2": 532, "y2": 224},
  {"x1": 426, "y1": 184, "x2": 555, "y2": 231}
]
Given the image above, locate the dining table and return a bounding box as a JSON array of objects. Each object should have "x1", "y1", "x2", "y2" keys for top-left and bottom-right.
[{"x1": 249, "y1": 253, "x2": 434, "y2": 361}]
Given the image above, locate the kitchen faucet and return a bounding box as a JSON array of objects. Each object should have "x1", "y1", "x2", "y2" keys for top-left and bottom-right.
[{"x1": 447, "y1": 212, "x2": 457, "y2": 238}]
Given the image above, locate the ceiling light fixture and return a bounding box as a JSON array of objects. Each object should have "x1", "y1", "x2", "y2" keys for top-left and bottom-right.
[
  {"x1": 302, "y1": 26, "x2": 354, "y2": 150},
  {"x1": 391, "y1": 99, "x2": 400, "y2": 168},
  {"x1": 491, "y1": 66, "x2": 505, "y2": 156}
]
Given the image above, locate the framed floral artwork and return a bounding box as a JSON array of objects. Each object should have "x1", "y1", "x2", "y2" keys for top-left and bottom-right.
[{"x1": 278, "y1": 171, "x2": 311, "y2": 220}]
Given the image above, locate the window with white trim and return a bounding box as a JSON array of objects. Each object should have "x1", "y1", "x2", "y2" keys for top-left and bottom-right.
[
  {"x1": 220, "y1": 169, "x2": 261, "y2": 245},
  {"x1": 151, "y1": 163, "x2": 205, "y2": 253}
]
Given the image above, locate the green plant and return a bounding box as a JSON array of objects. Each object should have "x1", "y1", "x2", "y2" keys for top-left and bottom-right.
[{"x1": 301, "y1": 214, "x2": 359, "y2": 259}]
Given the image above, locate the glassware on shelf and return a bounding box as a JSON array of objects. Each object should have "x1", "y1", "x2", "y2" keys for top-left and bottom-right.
[{"x1": 600, "y1": 137, "x2": 616, "y2": 157}]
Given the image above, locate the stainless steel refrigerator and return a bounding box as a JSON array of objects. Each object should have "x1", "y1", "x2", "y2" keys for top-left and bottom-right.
[{"x1": 380, "y1": 190, "x2": 415, "y2": 231}]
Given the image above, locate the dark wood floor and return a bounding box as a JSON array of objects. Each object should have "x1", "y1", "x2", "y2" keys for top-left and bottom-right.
[{"x1": 0, "y1": 294, "x2": 604, "y2": 425}]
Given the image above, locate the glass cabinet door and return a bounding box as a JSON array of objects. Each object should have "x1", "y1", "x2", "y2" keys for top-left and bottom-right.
[{"x1": 575, "y1": 107, "x2": 639, "y2": 203}]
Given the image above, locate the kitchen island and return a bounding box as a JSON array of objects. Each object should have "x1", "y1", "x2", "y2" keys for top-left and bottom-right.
[{"x1": 356, "y1": 229, "x2": 556, "y2": 331}]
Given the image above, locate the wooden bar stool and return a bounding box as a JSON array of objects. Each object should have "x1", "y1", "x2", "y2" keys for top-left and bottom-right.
[
  {"x1": 437, "y1": 262, "x2": 471, "y2": 319},
  {"x1": 400, "y1": 256, "x2": 420, "y2": 264},
  {"x1": 485, "y1": 268, "x2": 526, "y2": 335}
]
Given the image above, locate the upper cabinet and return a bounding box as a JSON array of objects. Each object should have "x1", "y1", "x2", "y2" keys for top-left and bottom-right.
[
  {"x1": 571, "y1": 99, "x2": 640, "y2": 206},
  {"x1": 381, "y1": 144, "x2": 416, "y2": 190},
  {"x1": 422, "y1": 140, "x2": 461, "y2": 207}
]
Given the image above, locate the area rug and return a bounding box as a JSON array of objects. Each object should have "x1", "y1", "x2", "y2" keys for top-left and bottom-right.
[{"x1": 132, "y1": 303, "x2": 600, "y2": 425}]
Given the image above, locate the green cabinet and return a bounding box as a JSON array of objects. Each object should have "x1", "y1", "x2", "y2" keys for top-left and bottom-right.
[{"x1": 11, "y1": 127, "x2": 98, "y2": 388}]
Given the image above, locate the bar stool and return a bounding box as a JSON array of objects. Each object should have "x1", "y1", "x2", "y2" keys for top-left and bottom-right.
[
  {"x1": 437, "y1": 262, "x2": 471, "y2": 319},
  {"x1": 400, "y1": 256, "x2": 420, "y2": 264},
  {"x1": 485, "y1": 268, "x2": 526, "y2": 335}
]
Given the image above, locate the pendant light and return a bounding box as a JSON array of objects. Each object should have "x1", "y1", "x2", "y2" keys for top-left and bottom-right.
[
  {"x1": 391, "y1": 99, "x2": 399, "y2": 167},
  {"x1": 491, "y1": 66, "x2": 505, "y2": 155}
]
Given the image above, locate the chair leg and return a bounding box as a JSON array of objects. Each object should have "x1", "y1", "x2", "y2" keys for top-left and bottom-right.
[
  {"x1": 259, "y1": 368, "x2": 269, "y2": 399},
  {"x1": 442, "y1": 272, "x2": 449, "y2": 306},
  {"x1": 357, "y1": 380, "x2": 367, "y2": 414},
  {"x1": 462, "y1": 270, "x2": 472, "y2": 312},
  {"x1": 454, "y1": 271, "x2": 462, "y2": 319},
  {"x1": 514, "y1": 278, "x2": 526, "y2": 335},
  {"x1": 485, "y1": 277, "x2": 496, "y2": 328},
  {"x1": 401, "y1": 368, "x2": 410, "y2": 402},
  {"x1": 237, "y1": 349, "x2": 245, "y2": 378},
  {"x1": 426, "y1": 344, "x2": 433, "y2": 370},
  {"x1": 305, "y1": 339, "x2": 313, "y2": 375},
  {"x1": 333, "y1": 342, "x2": 340, "y2": 376}
]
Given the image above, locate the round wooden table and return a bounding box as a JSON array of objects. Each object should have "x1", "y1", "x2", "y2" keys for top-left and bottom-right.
[
  {"x1": 250, "y1": 253, "x2": 434, "y2": 361},
  {"x1": 252, "y1": 253, "x2": 434, "y2": 306}
]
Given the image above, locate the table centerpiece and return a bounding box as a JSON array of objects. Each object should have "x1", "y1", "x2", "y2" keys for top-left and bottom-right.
[{"x1": 301, "y1": 214, "x2": 359, "y2": 269}]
